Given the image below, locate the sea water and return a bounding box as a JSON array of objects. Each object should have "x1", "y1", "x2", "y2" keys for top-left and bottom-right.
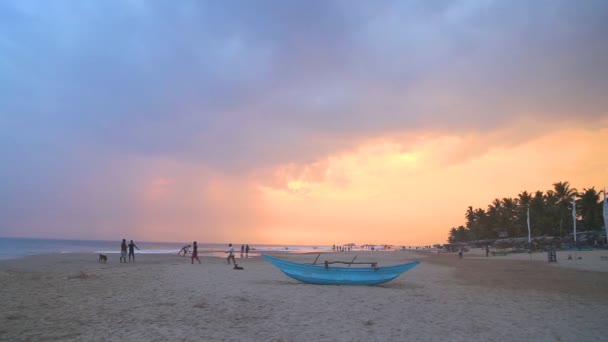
[{"x1": 0, "y1": 237, "x2": 332, "y2": 260}]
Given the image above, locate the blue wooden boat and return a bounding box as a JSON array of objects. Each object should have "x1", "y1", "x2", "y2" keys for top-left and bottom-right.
[{"x1": 262, "y1": 254, "x2": 420, "y2": 286}]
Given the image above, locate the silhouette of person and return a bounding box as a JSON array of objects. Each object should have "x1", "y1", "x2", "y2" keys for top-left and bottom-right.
[
  {"x1": 191, "y1": 241, "x2": 201, "y2": 264},
  {"x1": 128, "y1": 240, "x2": 140, "y2": 262},
  {"x1": 120, "y1": 239, "x2": 127, "y2": 263}
]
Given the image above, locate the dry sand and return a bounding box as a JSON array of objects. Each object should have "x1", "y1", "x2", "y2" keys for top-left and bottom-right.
[{"x1": 1, "y1": 250, "x2": 608, "y2": 342}]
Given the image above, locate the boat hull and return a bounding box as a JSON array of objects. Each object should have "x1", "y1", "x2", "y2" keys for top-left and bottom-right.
[{"x1": 262, "y1": 254, "x2": 420, "y2": 286}]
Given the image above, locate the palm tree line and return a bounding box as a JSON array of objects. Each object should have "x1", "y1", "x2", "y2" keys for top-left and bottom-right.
[{"x1": 448, "y1": 181, "x2": 605, "y2": 244}]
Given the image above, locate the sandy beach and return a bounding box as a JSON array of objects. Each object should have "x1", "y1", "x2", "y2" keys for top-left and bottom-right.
[{"x1": 2, "y1": 250, "x2": 608, "y2": 342}]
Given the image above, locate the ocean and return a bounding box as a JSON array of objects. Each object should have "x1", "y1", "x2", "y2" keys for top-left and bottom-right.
[{"x1": 0, "y1": 237, "x2": 332, "y2": 260}]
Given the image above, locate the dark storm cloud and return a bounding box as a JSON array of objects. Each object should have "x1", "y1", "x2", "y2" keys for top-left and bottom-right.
[{"x1": 2, "y1": 0, "x2": 607, "y2": 165}]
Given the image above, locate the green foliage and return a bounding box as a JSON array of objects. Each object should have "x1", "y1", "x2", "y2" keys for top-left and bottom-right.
[{"x1": 447, "y1": 181, "x2": 604, "y2": 243}]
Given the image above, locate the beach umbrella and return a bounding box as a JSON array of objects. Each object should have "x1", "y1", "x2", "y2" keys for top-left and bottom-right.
[{"x1": 603, "y1": 188, "x2": 608, "y2": 244}]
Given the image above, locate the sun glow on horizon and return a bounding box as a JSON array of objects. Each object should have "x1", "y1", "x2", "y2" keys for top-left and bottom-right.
[{"x1": 252, "y1": 127, "x2": 608, "y2": 245}]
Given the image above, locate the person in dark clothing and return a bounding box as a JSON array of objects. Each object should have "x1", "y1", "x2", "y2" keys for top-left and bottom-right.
[
  {"x1": 245, "y1": 244, "x2": 250, "y2": 258},
  {"x1": 128, "y1": 240, "x2": 140, "y2": 262},
  {"x1": 120, "y1": 239, "x2": 127, "y2": 263},
  {"x1": 191, "y1": 241, "x2": 201, "y2": 264}
]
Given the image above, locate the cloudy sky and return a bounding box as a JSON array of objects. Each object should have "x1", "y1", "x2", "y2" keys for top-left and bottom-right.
[{"x1": 1, "y1": 0, "x2": 607, "y2": 245}]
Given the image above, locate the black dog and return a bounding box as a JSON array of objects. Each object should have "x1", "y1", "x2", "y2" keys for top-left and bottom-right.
[
  {"x1": 233, "y1": 264, "x2": 243, "y2": 270},
  {"x1": 98, "y1": 254, "x2": 107, "y2": 263}
]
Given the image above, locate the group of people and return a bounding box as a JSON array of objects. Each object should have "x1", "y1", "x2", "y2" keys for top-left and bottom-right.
[
  {"x1": 119, "y1": 239, "x2": 140, "y2": 263},
  {"x1": 186, "y1": 242, "x2": 250, "y2": 265},
  {"x1": 332, "y1": 244, "x2": 352, "y2": 252},
  {"x1": 239, "y1": 244, "x2": 250, "y2": 258},
  {"x1": 118, "y1": 240, "x2": 252, "y2": 265}
]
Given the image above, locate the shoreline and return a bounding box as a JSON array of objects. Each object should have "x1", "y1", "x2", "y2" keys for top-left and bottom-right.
[{"x1": 2, "y1": 247, "x2": 608, "y2": 271}]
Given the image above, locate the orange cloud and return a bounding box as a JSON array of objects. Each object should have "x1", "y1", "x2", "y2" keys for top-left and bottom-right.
[
  {"x1": 125, "y1": 126, "x2": 607, "y2": 246},
  {"x1": 255, "y1": 127, "x2": 608, "y2": 245}
]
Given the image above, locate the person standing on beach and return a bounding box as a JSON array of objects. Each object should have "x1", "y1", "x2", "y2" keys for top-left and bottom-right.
[
  {"x1": 191, "y1": 241, "x2": 201, "y2": 264},
  {"x1": 245, "y1": 244, "x2": 250, "y2": 258},
  {"x1": 241, "y1": 244, "x2": 245, "y2": 258},
  {"x1": 485, "y1": 246, "x2": 490, "y2": 257},
  {"x1": 128, "y1": 240, "x2": 140, "y2": 262},
  {"x1": 227, "y1": 243, "x2": 236, "y2": 265},
  {"x1": 120, "y1": 239, "x2": 128, "y2": 263}
]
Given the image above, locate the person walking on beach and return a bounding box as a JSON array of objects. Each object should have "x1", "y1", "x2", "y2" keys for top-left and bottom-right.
[
  {"x1": 191, "y1": 241, "x2": 201, "y2": 264},
  {"x1": 227, "y1": 243, "x2": 236, "y2": 265},
  {"x1": 485, "y1": 245, "x2": 490, "y2": 257},
  {"x1": 120, "y1": 239, "x2": 128, "y2": 263},
  {"x1": 458, "y1": 247, "x2": 463, "y2": 259},
  {"x1": 245, "y1": 244, "x2": 250, "y2": 258},
  {"x1": 128, "y1": 240, "x2": 140, "y2": 262},
  {"x1": 241, "y1": 244, "x2": 245, "y2": 258}
]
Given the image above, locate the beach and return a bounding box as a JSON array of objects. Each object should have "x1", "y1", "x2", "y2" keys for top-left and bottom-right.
[{"x1": 2, "y1": 250, "x2": 608, "y2": 342}]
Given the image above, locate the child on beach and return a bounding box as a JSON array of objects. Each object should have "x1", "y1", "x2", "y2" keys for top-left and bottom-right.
[
  {"x1": 191, "y1": 241, "x2": 201, "y2": 264},
  {"x1": 120, "y1": 239, "x2": 127, "y2": 263},
  {"x1": 227, "y1": 243, "x2": 236, "y2": 265}
]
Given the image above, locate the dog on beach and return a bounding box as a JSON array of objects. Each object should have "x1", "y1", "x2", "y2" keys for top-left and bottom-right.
[
  {"x1": 233, "y1": 264, "x2": 244, "y2": 270},
  {"x1": 98, "y1": 254, "x2": 107, "y2": 263}
]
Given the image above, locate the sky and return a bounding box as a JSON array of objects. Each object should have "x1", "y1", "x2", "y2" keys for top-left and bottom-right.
[{"x1": 1, "y1": 0, "x2": 607, "y2": 246}]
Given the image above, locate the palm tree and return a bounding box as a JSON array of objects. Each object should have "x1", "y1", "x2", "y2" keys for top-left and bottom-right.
[
  {"x1": 465, "y1": 206, "x2": 475, "y2": 228},
  {"x1": 487, "y1": 198, "x2": 502, "y2": 238},
  {"x1": 544, "y1": 190, "x2": 561, "y2": 236},
  {"x1": 448, "y1": 181, "x2": 606, "y2": 244},
  {"x1": 465, "y1": 206, "x2": 479, "y2": 240},
  {"x1": 529, "y1": 191, "x2": 547, "y2": 235},
  {"x1": 501, "y1": 197, "x2": 519, "y2": 237},
  {"x1": 448, "y1": 226, "x2": 469, "y2": 243},
  {"x1": 518, "y1": 191, "x2": 532, "y2": 206},
  {"x1": 579, "y1": 187, "x2": 602, "y2": 231},
  {"x1": 518, "y1": 191, "x2": 532, "y2": 238},
  {"x1": 474, "y1": 208, "x2": 489, "y2": 239},
  {"x1": 553, "y1": 181, "x2": 578, "y2": 238}
]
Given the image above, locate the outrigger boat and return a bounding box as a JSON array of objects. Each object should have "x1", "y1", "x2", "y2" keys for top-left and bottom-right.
[{"x1": 262, "y1": 254, "x2": 420, "y2": 286}]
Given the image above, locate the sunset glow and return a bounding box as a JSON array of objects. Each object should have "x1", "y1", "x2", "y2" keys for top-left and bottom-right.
[{"x1": 1, "y1": 1, "x2": 607, "y2": 246}]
